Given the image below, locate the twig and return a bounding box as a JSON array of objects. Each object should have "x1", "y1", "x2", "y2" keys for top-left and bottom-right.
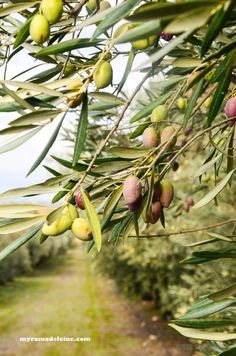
[
  {"x1": 68, "y1": 66, "x2": 156, "y2": 199},
  {"x1": 129, "y1": 218, "x2": 236, "y2": 238}
]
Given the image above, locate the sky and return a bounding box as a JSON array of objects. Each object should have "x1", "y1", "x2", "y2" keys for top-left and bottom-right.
[{"x1": 0, "y1": 23, "x2": 148, "y2": 199}]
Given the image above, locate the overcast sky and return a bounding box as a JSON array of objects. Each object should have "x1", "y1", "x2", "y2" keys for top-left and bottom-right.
[{"x1": 0, "y1": 25, "x2": 147, "y2": 197}]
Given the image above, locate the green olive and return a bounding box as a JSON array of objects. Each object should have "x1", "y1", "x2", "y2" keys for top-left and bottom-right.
[
  {"x1": 93, "y1": 61, "x2": 113, "y2": 89},
  {"x1": 30, "y1": 14, "x2": 50, "y2": 44},
  {"x1": 41, "y1": 0, "x2": 63, "y2": 24}
]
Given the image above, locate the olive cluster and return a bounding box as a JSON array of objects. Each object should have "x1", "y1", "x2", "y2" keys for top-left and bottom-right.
[
  {"x1": 142, "y1": 104, "x2": 176, "y2": 151},
  {"x1": 42, "y1": 192, "x2": 93, "y2": 242},
  {"x1": 122, "y1": 175, "x2": 174, "y2": 225},
  {"x1": 30, "y1": 0, "x2": 63, "y2": 44}
]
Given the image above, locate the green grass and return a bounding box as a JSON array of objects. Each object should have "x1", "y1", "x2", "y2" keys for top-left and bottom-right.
[{"x1": 0, "y1": 248, "x2": 140, "y2": 356}]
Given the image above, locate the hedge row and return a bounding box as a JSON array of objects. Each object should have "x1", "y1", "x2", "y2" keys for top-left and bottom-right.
[{"x1": 0, "y1": 231, "x2": 74, "y2": 284}]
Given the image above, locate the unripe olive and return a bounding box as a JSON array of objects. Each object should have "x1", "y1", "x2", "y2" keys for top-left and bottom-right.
[
  {"x1": 160, "y1": 179, "x2": 174, "y2": 208},
  {"x1": 93, "y1": 61, "x2": 113, "y2": 89},
  {"x1": 86, "y1": 0, "x2": 97, "y2": 13},
  {"x1": 75, "y1": 191, "x2": 90, "y2": 210},
  {"x1": 123, "y1": 175, "x2": 142, "y2": 205},
  {"x1": 30, "y1": 14, "x2": 50, "y2": 44},
  {"x1": 225, "y1": 97, "x2": 236, "y2": 126},
  {"x1": 67, "y1": 203, "x2": 79, "y2": 220},
  {"x1": 42, "y1": 204, "x2": 78, "y2": 236},
  {"x1": 98, "y1": 0, "x2": 111, "y2": 12},
  {"x1": 41, "y1": 0, "x2": 63, "y2": 24},
  {"x1": 132, "y1": 35, "x2": 156, "y2": 50},
  {"x1": 160, "y1": 126, "x2": 176, "y2": 149},
  {"x1": 142, "y1": 127, "x2": 158, "y2": 148},
  {"x1": 66, "y1": 78, "x2": 83, "y2": 90},
  {"x1": 177, "y1": 97, "x2": 186, "y2": 110},
  {"x1": 71, "y1": 218, "x2": 93, "y2": 241},
  {"x1": 113, "y1": 23, "x2": 132, "y2": 39},
  {"x1": 204, "y1": 96, "x2": 212, "y2": 108},
  {"x1": 151, "y1": 105, "x2": 168, "y2": 123},
  {"x1": 160, "y1": 32, "x2": 173, "y2": 41}
]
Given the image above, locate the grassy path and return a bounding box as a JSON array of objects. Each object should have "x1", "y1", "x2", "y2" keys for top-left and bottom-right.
[{"x1": 0, "y1": 248, "x2": 193, "y2": 356}]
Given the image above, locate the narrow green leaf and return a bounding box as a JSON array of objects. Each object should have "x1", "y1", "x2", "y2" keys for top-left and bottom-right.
[
  {"x1": 72, "y1": 95, "x2": 88, "y2": 166},
  {"x1": 104, "y1": 185, "x2": 123, "y2": 218},
  {"x1": 209, "y1": 282, "x2": 236, "y2": 302},
  {"x1": 92, "y1": 0, "x2": 142, "y2": 38},
  {"x1": 142, "y1": 30, "x2": 193, "y2": 68},
  {"x1": 207, "y1": 66, "x2": 232, "y2": 126},
  {"x1": 201, "y1": 1, "x2": 235, "y2": 57},
  {"x1": 115, "y1": 20, "x2": 161, "y2": 44},
  {"x1": 36, "y1": 38, "x2": 103, "y2": 57},
  {"x1": 27, "y1": 114, "x2": 66, "y2": 176},
  {"x1": 0, "y1": 2, "x2": 38, "y2": 18},
  {"x1": 194, "y1": 154, "x2": 222, "y2": 177},
  {"x1": 172, "y1": 319, "x2": 236, "y2": 329},
  {"x1": 9, "y1": 109, "x2": 61, "y2": 126},
  {"x1": 169, "y1": 323, "x2": 236, "y2": 341},
  {"x1": 183, "y1": 78, "x2": 204, "y2": 129},
  {"x1": 164, "y1": 7, "x2": 213, "y2": 34},
  {"x1": 117, "y1": 47, "x2": 135, "y2": 94},
  {"x1": 109, "y1": 146, "x2": 150, "y2": 159},
  {"x1": 193, "y1": 169, "x2": 236, "y2": 209},
  {"x1": 0, "y1": 216, "x2": 45, "y2": 235},
  {"x1": 129, "y1": 122, "x2": 150, "y2": 139},
  {"x1": 180, "y1": 298, "x2": 236, "y2": 319},
  {"x1": 0, "y1": 127, "x2": 42, "y2": 154},
  {"x1": 128, "y1": 1, "x2": 217, "y2": 21},
  {"x1": 0, "y1": 80, "x2": 62, "y2": 98},
  {"x1": 81, "y1": 188, "x2": 102, "y2": 252},
  {"x1": 1, "y1": 83, "x2": 35, "y2": 111}
]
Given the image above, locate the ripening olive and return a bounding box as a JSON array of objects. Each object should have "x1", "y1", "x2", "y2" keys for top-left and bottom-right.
[
  {"x1": 75, "y1": 191, "x2": 90, "y2": 210},
  {"x1": 142, "y1": 127, "x2": 158, "y2": 148},
  {"x1": 160, "y1": 32, "x2": 173, "y2": 41},
  {"x1": 30, "y1": 14, "x2": 50, "y2": 44},
  {"x1": 123, "y1": 175, "x2": 142, "y2": 206},
  {"x1": 41, "y1": 0, "x2": 63, "y2": 24},
  {"x1": 224, "y1": 97, "x2": 236, "y2": 126},
  {"x1": 93, "y1": 61, "x2": 113, "y2": 89},
  {"x1": 71, "y1": 218, "x2": 93, "y2": 241},
  {"x1": 160, "y1": 179, "x2": 174, "y2": 208},
  {"x1": 160, "y1": 126, "x2": 176, "y2": 149},
  {"x1": 151, "y1": 105, "x2": 168, "y2": 123}
]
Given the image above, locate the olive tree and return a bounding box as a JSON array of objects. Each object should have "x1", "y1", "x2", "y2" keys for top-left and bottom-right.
[{"x1": 0, "y1": 0, "x2": 236, "y2": 350}]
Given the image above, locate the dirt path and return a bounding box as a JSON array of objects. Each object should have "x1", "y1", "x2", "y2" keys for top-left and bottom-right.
[{"x1": 0, "y1": 247, "x2": 194, "y2": 356}]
